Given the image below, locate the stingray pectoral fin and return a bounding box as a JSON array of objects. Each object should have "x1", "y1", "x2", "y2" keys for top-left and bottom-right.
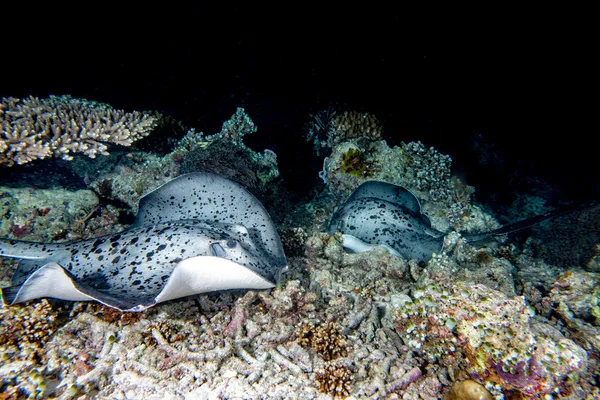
[
  {"x1": 1, "y1": 263, "x2": 97, "y2": 305},
  {"x1": 154, "y1": 256, "x2": 276, "y2": 305},
  {"x1": 1, "y1": 263, "x2": 147, "y2": 312}
]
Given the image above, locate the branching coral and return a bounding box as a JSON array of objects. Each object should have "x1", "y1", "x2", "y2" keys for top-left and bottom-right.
[
  {"x1": 298, "y1": 321, "x2": 347, "y2": 361},
  {"x1": 315, "y1": 363, "x2": 354, "y2": 398},
  {"x1": 0, "y1": 95, "x2": 158, "y2": 166}
]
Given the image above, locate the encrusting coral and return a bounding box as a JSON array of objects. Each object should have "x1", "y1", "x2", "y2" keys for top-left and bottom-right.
[{"x1": 0, "y1": 95, "x2": 158, "y2": 166}]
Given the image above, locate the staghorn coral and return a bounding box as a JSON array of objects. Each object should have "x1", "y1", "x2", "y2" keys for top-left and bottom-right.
[{"x1": 0, "y1": 95, "x2": 158, "y2": 166}]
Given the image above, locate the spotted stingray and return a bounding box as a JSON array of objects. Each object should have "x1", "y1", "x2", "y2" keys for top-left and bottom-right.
[
  {"x1": 328, "y1": 180, "x2": 589, "y2": 262},
  {"x1": 0, "y1": 173, "x2": 288, "y2": 312}
]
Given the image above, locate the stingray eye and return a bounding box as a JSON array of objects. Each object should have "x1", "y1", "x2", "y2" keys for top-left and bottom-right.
[
  {"x1": 210, "y1": 243, "x2": 227, "y2": 257},
  {"x1": 226, "y1": 238, "x2": 237, "y2": 248}
]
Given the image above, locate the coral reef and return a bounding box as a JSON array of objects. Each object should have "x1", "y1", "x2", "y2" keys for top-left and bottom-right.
[
  {"x1": 76, "y1": 107, "x2": 279, "y2": 212},
  {"x1": 0, "y1": 186, "x2": 101, "y2": 242},
  {"x1": 0, "y1": 300, "x2": 63, "y2": 398},
  {"x1": 305, "y1": 108, "x2": 382, "y2": 156},
  {"x1": 298, "y1": 321, "x2": 348, "y2": 361},
  {"x1": 339, "y1": 147, "x2": 377, "y2": 178},
  {"x1": 320, "y1": 139, "x2": 491, "y2": 234},
  {"x1": 0, "y1": 95, "x2": 158, "y2": 166},
  {"x1": 401, "y1": 140, "x2": 452, "y2": 202},
  {"x1": 332, "y1": 111, "x2": 383, "y2": 146},
  {"x1": 215, "y1": 107, "x2": 257, "y2": 143},
  {"x1": 1, "y1": 104, "x2": 599, "y2": 398}
]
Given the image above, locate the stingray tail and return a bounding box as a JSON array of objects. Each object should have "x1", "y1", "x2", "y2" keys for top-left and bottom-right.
[
  {"x1": 463, "y1": 199, "x2": 598, "y2": 242},
  {"x1": 0, "y1": 238, "x2": 62, "y2": 260}
]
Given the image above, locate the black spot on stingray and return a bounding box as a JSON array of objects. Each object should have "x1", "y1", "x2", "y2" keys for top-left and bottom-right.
[
  {"x1": 81, "y1": 272, "x2": 110, "y2": 290},
  {"x1": 157, "y1": 244, "x2": 167, "y2": 252},
  {"x1": 112, "y1": 256, "x2": 121, "y2": 264},
  {"x1": 132, "y1": 279, "x2": 142, "y2": 285}
]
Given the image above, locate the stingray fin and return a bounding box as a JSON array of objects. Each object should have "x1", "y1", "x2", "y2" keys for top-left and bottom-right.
[
  {"x1": 155, "y1": 256, "x2": 276, "y2": 304},
  {"x1": 1, "y1": 263, "x2": 150, "y2": 312},
  {"x1": 348, "y1": 180, "x2": 424, "y2": 215},
  {"x1": 2, "y1": 263, "x2": 95, "y2": 305}
]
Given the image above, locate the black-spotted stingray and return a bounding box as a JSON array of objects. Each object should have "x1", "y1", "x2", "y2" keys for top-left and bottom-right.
[
  {"x1": 0, "y1": 173, "x2": 288, "y2": 311},
  {"x1": 328, "y1": 180, "x2": 590, "y2": 262}
]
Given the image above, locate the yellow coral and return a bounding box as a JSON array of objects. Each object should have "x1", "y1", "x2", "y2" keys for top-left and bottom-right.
[{"x1": 443, "y1": 380, "x2": 493, "y2": 400}]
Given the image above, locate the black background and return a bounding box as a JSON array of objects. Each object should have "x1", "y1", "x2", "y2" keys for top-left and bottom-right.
[{"x1": 1, "y1": 14, "x2": 597, "y2": 210}]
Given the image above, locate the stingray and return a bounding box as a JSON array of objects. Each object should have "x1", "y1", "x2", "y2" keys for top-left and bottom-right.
[
  {"x1": 328, "y1": 180, "x2": 592, "y2": 262},
  {"x1": 0, "y1": 172, "x2": 288, "y2": 312}
]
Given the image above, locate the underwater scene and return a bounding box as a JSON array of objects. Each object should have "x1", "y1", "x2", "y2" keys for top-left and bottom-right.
[{"x1": 0, "y1": 50, "x2": 598, "y2": 399}]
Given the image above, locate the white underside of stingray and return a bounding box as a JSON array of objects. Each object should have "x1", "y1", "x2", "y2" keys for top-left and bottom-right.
[
  {"x1": 341, "y1": 234, "x2": 402, "y2": 257},
  {"x1": 0, "y1": 173, "x2": 288, "y2": 312},
  {"x1": 11, "y1": 257, "x2": 277, "y2": 312}
]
